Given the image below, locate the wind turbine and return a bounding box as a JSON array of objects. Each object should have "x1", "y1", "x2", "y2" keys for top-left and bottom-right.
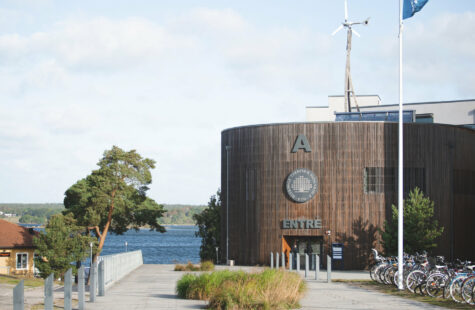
[{"x1": 332, "y1": 0, "x2": 369, "y2": 113}]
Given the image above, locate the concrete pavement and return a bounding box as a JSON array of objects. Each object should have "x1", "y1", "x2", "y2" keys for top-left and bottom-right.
[
  {"x1": 1, "y1": 264, "x2": 443, "y2": 309},
  {"x1": 85, "y1": 264, "x2": 441, "y2": 310}
]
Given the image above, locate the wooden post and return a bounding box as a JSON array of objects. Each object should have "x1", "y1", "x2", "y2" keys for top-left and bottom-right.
[
  {"x1": 296, "y1": 254, "x2": 300, "y2": 272},
  {"x1": 276, "y1": 252, "x2": 279, "y2": 269},
  {"x1": 289, "y1": 253, "x2": 293, "y2": 271},
  {"x1": 64, "y1": 268, "x2": 72, "y2": 310},
  {"x1": 13, "y1": 280, "x2": 24, "y2": 310},
  {"x1": 281, "y1": 252, "x2": 285, "y2": 269},
  {"x1": 270, "y1": 252, "x2": 273, "y2": 269},
  {"x1": 44, "y1": 273, "x2": 54, "y2": 310}
]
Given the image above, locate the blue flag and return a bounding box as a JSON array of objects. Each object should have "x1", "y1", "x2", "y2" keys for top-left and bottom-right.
[{"x1": 403, "y1": 0, "x2": 429, "y2": 19}]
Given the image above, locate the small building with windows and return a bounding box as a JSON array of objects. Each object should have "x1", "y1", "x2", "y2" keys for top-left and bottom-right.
[
  {"x1": 221, "y1": 98, "x2": 475, "y2": 269},
  {"x1": 0, "y1": 219, "x2": 37, "y2": 276}
]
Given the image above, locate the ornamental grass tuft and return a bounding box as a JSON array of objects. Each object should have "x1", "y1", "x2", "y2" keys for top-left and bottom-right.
[
  {"x1": 174, "y1": 261, "x2": 215, "y2": 272},
  {"x1": 176, "y1": 269, "x2": 306, "y2": 309}
]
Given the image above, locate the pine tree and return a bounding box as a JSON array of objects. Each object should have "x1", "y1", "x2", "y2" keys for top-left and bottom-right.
[
  {"x1": 381, "y1": 187, "x2": 444, "y2": 255},
  {"x1": 63, "y1": 146, "x2": 166, "y2": 264}
]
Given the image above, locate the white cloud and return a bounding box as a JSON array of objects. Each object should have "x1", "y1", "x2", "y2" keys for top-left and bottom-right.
[{"x1": 0, "y1": 7, "x2": 473, "y2": 203}]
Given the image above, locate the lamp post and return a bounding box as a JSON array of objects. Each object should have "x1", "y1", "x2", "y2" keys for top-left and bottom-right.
[
  {"x1": 225, "y1": 145, "x2": 231, "y2": 264},
  {"x1": 215, "y1": 247, "x2": 219, "y2": 264},
  {"x1": 90, "y1": 242, "x2": 93, "y2": 267},
  {"x1": 125, "y1": 241, "x2": 128, "y2": 252}
]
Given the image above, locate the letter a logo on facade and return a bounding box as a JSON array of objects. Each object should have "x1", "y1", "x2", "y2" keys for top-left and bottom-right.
[{"x1": 291, "y1": 134, "x2": 312, "y2": 153}]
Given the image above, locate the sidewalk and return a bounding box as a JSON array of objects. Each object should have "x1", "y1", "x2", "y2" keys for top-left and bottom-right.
[{"x1": 85, "y1": 264, "x2": 441, "y2": 310}]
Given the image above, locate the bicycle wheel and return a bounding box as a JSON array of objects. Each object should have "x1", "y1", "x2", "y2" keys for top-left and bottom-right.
[
  {"x1": 462, "y1": 276, "x2": 475, "y2": 305},
  {"x1": 370, "y1": 263, "x2": 381, "y2": 282},
  {"x1": 449, "y1": 276, "x2": 466, "y2": 303},
  {"x1": 426, "y1": 273, "x2": 447, "y2": 298},
  {"x1": 393, "y1": 270, "x2": 406, "y2": 288},
  {"x1": 406, "y1": 270, "x2": 426, "y2": 294},
  {"x1": 373, "y1": 264, "x2": 386, "y2": 283},
  {"x1": 378, "y1": 265, "x2": 390, "y2": 284},
  {"x1": 384, "y1": 266, "x2": 396, "y2": 285}
]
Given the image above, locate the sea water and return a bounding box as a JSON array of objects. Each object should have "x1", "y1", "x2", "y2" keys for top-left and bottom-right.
[{"x1": 100, "y1": 225, "x2": 201, "y2": 264}]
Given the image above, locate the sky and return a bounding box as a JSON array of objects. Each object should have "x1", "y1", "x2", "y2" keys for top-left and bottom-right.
[{"x1": 0, "y1": 0, "x2": 474, "y2": 205}]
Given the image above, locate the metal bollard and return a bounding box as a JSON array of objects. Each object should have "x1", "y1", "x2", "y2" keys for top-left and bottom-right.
[
  {"x1": 276, "y1": 252, "x2": 279, "y2": 269},
  {"x1": 315, "y1": 255, "x2": 320, "y2": 280},
  {"x1": 289, "y1": 253, "x2": 293, "y2": 271},
  {"x1": 305, "y1": 254, "x2": 309, "y2": 278},
  {"x1": 78, "y1": 266, "x2": 85, "y2": 310},
  {"x1": 90, "y1": 262, "x2": 96, "y2": 302},
  {"x1": 98, "y1": 260, "x2": 105, "y2": 296},
  {"x1": 270, "y1": 252, "x2": 274, "y2": 269},
  {"x1": 13, "y1": 280, "x2": 24, "y2": 310},
  {"x1": 296, "y1": 254, "x2": 300, "y2": 272},
  {"x1": 327, "y1": 255, "x2": 332, "y2": 283},
  {"x1": 64, "y1": 268, "x2": 72, "y2": 310},
  {"x1": 45, "y1": 273, "x2": 54, "y2": 310},
  {"x1": 281, "y1": 252, "x2": 285, "y2": 269}
]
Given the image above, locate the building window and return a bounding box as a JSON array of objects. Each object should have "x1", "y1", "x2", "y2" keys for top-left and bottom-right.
[
  {"x1": 363, "y1": 167, "x2": 395, "y2": 193},
  {"x1": 16, "y1": 253, "x2": 28, "y2": 270},
  {"x1": 416, "y1": 113, "x2": 434, "y2": 123},
  {"x1": 364, "y1": 167, "x2": 426, "y2": 195}
]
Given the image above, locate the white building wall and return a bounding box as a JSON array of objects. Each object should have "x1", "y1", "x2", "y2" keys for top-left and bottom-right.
[
  {"x1": 306, "y1": 97, "x2": 475, "y2": 125},
  {"x1": 358, "y1": 100, "x2": 475, "y2": 125}
]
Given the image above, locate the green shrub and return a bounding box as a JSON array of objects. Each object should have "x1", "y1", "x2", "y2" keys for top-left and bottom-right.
[
  {"x1": 200, "y1": 260, "x2": 215, "y2": 271},
  {"x1": 174, "y1": 261, "x2": 215, "y2": 272},
  {"x1": 176, "y1": 273, "x2": 197, "y2": 298},
  {"x1": 176, "y1": 269, "x2": 306, "y2": 309}
]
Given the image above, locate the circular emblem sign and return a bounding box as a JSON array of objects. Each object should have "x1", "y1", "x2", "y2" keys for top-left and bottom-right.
[{"x1": 285, "y1": 168, "x2": 318, "y2": 203}]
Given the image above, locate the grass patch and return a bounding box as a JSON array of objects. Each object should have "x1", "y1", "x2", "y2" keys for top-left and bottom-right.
[
  {"x1": 174, "y1": 261, "x2": 215, "y2": 272},
  {"x1": 348, "y1": 281, "x2": 473, "y2": 309},
  {"x1": 0, "y1": 274, "x2": 44, "y2": 288},
  {"x1": 176, "y1": 269, "x2": 306, "y2": 309}
]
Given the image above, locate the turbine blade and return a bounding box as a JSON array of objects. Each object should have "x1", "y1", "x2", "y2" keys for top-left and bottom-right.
[
  {"x1": 332, "y1": 25, "x2": 344, "y2": 36},
  {"x1": 344, "y1": 0, "x2": 348, "y2": 22},
  {"x1": 352, "y1": 28, "x2": 360, "y2": 37}
]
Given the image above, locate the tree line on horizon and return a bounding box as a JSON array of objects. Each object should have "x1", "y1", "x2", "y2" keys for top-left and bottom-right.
[{"x1": 0, "y1": 203, "x2": 205, "y2": 226}]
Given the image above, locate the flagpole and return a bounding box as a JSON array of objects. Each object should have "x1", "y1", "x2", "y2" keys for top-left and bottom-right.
[{"x1": 397, "y1": 0, "x2": 404, "y2": 290}]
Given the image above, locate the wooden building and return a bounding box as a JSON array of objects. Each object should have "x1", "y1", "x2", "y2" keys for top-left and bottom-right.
[
  {"x1": 0, "y1": 219, "x2": 37, "y2": 276},
  {"x1": 220, "y1": 122, "x2": 475, "y2": 269}
]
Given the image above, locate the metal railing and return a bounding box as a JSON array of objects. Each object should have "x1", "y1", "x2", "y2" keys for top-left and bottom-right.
[{"x1": 98, "y1": 250, "x2": 143, "y2": 289}]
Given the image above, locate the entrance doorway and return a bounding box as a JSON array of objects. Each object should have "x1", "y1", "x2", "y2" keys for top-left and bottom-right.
[{"x1": 282, "y1": 236, "x2": 323, "y2": 270}]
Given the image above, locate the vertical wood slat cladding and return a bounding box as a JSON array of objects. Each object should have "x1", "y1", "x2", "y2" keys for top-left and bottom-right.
[{"x1": 221, "y1": 122, "x2": 475, "y2": 269}]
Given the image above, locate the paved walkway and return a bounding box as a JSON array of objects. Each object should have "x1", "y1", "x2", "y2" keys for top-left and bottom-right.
[
  {"x1": 1, "y1": 265, "x2": 442, "y2": 309},
  {"x1": 85, "y1": 264, "x2": 441, "y2": 310}
]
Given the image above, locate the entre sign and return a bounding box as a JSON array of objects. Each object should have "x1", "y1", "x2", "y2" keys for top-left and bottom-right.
[
  {"x1": 282, "y1": 219, "x2": 322, "y2": 229},
  {"x1": 285, "y1": 168, "x2": 318, "y2": 203}
]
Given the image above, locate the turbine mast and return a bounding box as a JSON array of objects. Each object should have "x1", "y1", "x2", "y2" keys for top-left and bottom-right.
[{"x1": 332, "y1": 0, "x2": 369, "y2": 112}]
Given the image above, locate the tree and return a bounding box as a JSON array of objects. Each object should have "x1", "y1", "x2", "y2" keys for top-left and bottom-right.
[
  {"x1": 63, "y1": 146, "x2": 166, "y2": 263},
  {"x1": 193, "y1": 190, "x2": 221, "y2": 262},
  {"x1": 381, "y1": 187, "x2": 444, "y2": 255},
  {"x1": 34, "y1": 213, "x2": 96, "y2": 278}
]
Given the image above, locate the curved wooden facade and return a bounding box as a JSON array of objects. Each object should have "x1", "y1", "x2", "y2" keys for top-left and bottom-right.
[{"x1": 221, "y1": 122, "x2": 475, "y2": 269}]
